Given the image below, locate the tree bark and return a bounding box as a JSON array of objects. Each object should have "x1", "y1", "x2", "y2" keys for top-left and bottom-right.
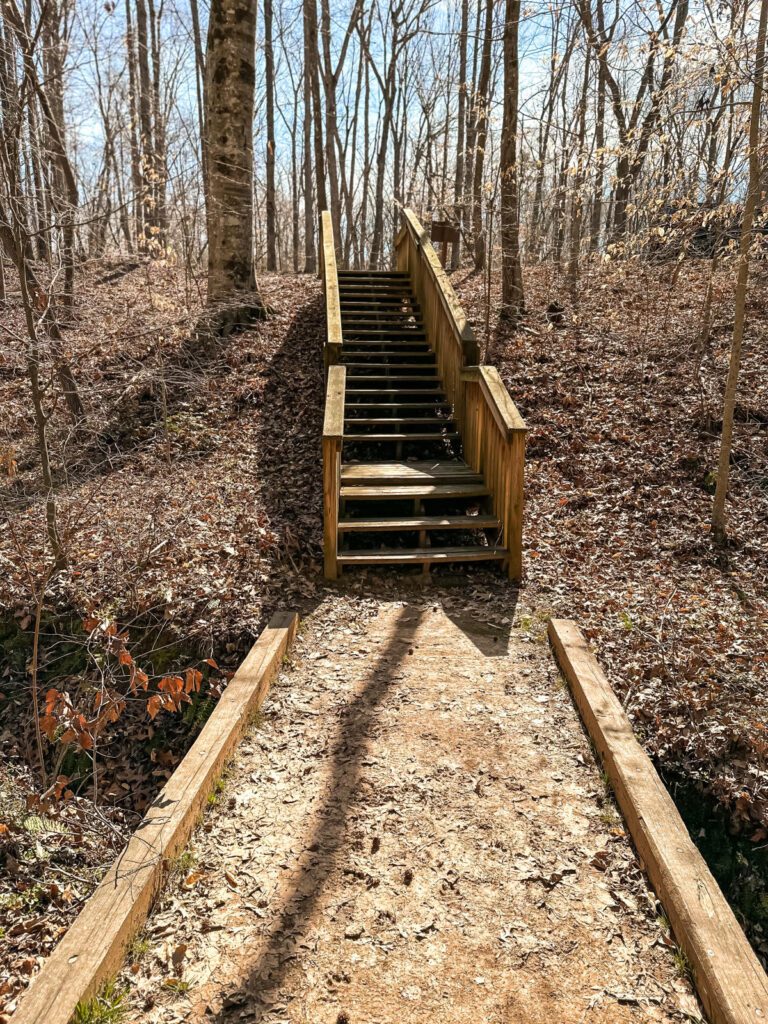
[
  {"x1": 264, "y1": 0, "x2": 277, "y2": 270},
  {"x1": 500, "y1": 0, "x2": 523, "y2": 317},
  {"x1": 302, "y1": 0, "x2": 316, "y2": 272},
  {"x1": 450, "y1": 0, "x2": 469, "y2": 270},
  {"x1": 204, "y1": 0, "x2": 260, "y2": 306},
  {"x1": 471, "y1": 0, "x2": 493, "y2": 272}
]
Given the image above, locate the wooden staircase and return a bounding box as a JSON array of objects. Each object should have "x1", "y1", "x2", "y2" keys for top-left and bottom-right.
[{"x1": 321, "y1": 210, "x2": 526, "y2": 579}]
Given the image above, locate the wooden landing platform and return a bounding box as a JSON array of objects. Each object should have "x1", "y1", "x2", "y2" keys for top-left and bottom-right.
[{"x1": 119, "y1": 603, "x2": 700, "y2": 1024}]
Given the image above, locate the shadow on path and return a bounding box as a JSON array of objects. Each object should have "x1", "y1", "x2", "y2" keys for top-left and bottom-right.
[
  {"x1": 441, "y1": 592, "x2": 519, "y2": 657},
  {"x1": 212, "y1": 605, "x2": 425, "y2": 1022}
]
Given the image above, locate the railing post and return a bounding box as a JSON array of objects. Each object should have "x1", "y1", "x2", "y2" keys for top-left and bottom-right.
[
  {"x1": 507, "y1": 429, "x2": 526, "y2": 581},
  {"x1": 323, "y1": 365, "x2": 346, "y2": 580}
]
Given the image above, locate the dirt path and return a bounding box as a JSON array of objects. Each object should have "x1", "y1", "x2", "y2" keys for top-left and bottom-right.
[{"x1": 125, "y1": 598, "x2": 700, "y2": 1023}]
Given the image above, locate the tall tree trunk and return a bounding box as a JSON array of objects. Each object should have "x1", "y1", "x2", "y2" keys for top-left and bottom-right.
[
  {"x1": 500, "y1": 0, "x2": 523, "y2": 316},
  {"x1": 204, "y1": 0, "x2": 260, "y2": 306},
  {"x1": 450, "y1": 0, "x2": 469, "y2": 270},
  {"x1": 264, "y1": 0, "x2": 277, "y2": 270},
  {"x1": 147, "y1": 0, "x2": 167, "y2": 244},
  {"x1": 567, "y1": 43, "x2": 590, "y2": 298},
  {"x1": 189, "y1": 0, "x2": 207, "y2": 203},
  {"x1": 134, "y1": 0, "x2": 155, "y2": 249},
  {"x1": 463, "y1": 0, "x2": 482, "y2": 247},
  {"x1": 711, "y1": 0, "x2": 768, "y2": 543},
  {"x1": 304, "y1": 0, "x2": 326, "y2": 216},
  {"x1": 125, "y1": 0, "x2": 144, "y2": 245},
  {"x1": 302, "y1": 10, "x2": 315, "y2": 272},
  {"x1": 589, "y1": 41, "x2": 606, "y2": 250},
  {"x1": 471, "y1": 0, "x2": 493, "y2": 271}
]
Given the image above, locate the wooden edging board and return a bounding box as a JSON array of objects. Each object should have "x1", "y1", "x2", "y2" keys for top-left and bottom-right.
[
  {"x1": 548, "y1": 618, "x2": 768, "y2": 1024},
  {"x1": 14, "y1": 611, "x2": 299, "y2": 1024}
]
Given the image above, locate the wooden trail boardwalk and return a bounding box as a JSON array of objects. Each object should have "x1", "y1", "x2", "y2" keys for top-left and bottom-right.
[{"x1": 122, "y1": 602, "x2": 700, "y2": 1023}]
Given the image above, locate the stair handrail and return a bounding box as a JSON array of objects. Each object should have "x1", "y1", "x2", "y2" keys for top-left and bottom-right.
[
  {"x1": 395, "y1": 208, "x2": 479, "y2": 433},
  {"x1": 319, "y1": 210, "x2": 342, "y2": 367},
  {"x1": 322, "y1": 363, "x2": 346, "y2": 579},
  {"x1": 396, "y1": 208, "x2": 527, "y2": 581}
]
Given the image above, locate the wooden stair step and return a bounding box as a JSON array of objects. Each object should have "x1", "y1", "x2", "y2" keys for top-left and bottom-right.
[
  {"x1": 341, "y1": 320, "x2": 424, "y2": 328},
  {"x1": 339, "y1": 282, "x2": 413, "y2": 289},
  {"x1": 342, "y1": 363, "x2": 437, "y2": 371},
  {"x1": 344, "y1": 417, "x2": 453, "y2": 425},
  {"x1": 345, "y1": 389, "x2": 446, "y2": 396},
  {"x1": 339, "y1": 515, "x2": 499, "y2": 532},
  {"x1": 342, "y1": 305, "x2": 421, "y2": 313},
  {"x1": 346, "y1": 337, "x2": 430, "y2": 346},
  {"x1": 343, "y1": 401, "x2": 452, "y2": 409},
  {"x1": 340, "y1": 483, "x2": 489, "y2": 500},
  {"x1": 344, "y1": 327, "x2": 425, "y2": 333},
  {"x1": 341, "y1": 461, "x2": 480, "y2": 484},
  {"x1": 340, "y1": 301, "x2": 420, "y2": 309},
  {"x1": 337, "y1": 271, "x2": 409, "y2": 278},
  {"x1": 345, "y1": 374, "x2": 439, "y2": 382},
  {"x1": 339, "y1": 339, "x2": 430, "y2": 346},
  {"x1": 342, "y1": 352, "x2": 433, "y2": 359},
  {"x1": 344, "y1": 432, "x2": 459, "y2": 442},
  {"x1": 339, "y1": 290, "x2": 414, "y2": 298},
  {"x1": 341, "y1": 312, "x2": 422, "y2": 319},
  {"x1": 337, "y1": 546, "x2": 507, "y2": 565}
]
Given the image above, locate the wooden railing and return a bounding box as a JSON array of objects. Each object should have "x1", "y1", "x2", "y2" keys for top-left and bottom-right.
[
  {"x1": 319, "y1": 210, "x2": 342, "y2": 367},
  {"x1": 462, "y1": 366, "x2": 527, "y2": 580},
  {"x1": 323, "y1": 364, "x2": 345, "y2": 579},
  {"x1": 320, "y1": 210, "x2": 344, "y2": 579},
  {"x1": 395, "y1": 208, "x2": 527, "y2": 581},
  {"x1": 320, "y1": 207, "x2": 527, "y2": 581},
  {"x1": 395, "y1": 208, "x2": 478, "y2": 433}
]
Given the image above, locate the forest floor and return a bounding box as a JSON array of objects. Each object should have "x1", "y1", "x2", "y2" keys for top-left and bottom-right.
[
  {"x1": 119, "y1": 599, "x2": 701, "y2": 1024},
  {"x1": 0, "y1": 254, "x2": 766, "y2": 1014}
]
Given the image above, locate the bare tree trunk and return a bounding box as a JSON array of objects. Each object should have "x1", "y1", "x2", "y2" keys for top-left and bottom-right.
[
  {"x1": 147, "y1": 0, "x2": 168, "y2": 244},
  {"x1": 304, "y1": 0, "x2": 326, "y2": 217},
  {"x1": 711, "y1": 0, "x2": 768, "y2": 543},
  {"x1": 264, "y1": 0, "x2": 277, "y2": 270},
  {"x1": 302, "y1": 6, "x2": 315, "y2": 273},
  {"x1": 500, "y1": 0, "x2": 523, "y2": 317},
  {"x1": 463, "y1": 0, "x2": 482, "y2": 247},
  {"x1": 450, "y1": 0, "x2": 469, "y2": 270},
  {"x1": 471, "y1": 0, "x2": 493, "y2": 272},
  {"x1": 567, "y1": 43, "x2": 590, "y2": 299},
  {"x1": 134, "y1": 0, "x2": 155, "y2": 249},
  {"x1": 189, "y1": 0, "x2": 207, "y2": 203},
  {"x1": 125, "y1": 0, "x2": 144, "y2": 245},
  {"x1": 204, "y1": 0, "x2": 261, "y2": 308},
  {"x1": 589, "y1": 49, "x2": 606, "y2": 250}
]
